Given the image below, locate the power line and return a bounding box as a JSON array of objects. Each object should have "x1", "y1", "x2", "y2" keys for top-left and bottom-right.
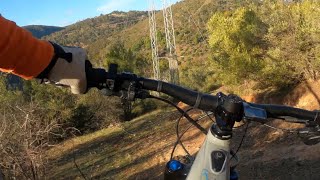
[
  {"x1": 148, "y1": 0, "x2": 160, "y2": 81},
  {"x1": 162, "y1": 0, "x2": 179, "y2": 84},
  {"x1": 148, "y1": 0, "x2": 180, "y2": 84}
]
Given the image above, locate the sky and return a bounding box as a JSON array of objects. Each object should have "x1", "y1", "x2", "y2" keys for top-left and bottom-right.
[{"x1": 0, "y1": 0, "x2": 181, "y2": 27}]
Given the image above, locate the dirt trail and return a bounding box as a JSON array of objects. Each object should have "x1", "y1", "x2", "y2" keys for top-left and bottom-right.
[{"x1": 233, "y1": 80, "x2": 320, "y2": 179}]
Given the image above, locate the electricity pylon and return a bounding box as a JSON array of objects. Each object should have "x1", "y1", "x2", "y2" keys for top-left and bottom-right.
[
  {"x1": 148, "y1": 1, "x2": 160, "y2": 81},
  {"x1": 162, "y1": 0, "x2": 179, "y2": 84}
]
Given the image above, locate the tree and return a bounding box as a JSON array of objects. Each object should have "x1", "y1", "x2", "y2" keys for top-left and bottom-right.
[
  {"x1": 104, "y1": 42, "x2": 135, "y2": 72},
  {"x1": 207, "y1": 8, "x2": 267, "y2": 85},
  {"x1": 258, "y1": 0, "x2": 320, "y2": 88}
]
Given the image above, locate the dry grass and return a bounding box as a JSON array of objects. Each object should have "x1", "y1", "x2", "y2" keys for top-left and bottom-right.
[{"x1": 45, "y1": 107, "x2": 211, "y2": 179}]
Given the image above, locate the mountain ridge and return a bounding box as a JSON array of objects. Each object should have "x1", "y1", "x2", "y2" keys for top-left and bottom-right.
[
  {"x1": 23, "y1": 25, "x2": 64, "y2": 38},
  {"x1": 43, "y1": 11, "x2": 149, "y2": 47}
]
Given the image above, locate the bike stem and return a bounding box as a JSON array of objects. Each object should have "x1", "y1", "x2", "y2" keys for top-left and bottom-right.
[{"x1": 212, "y1": 92, "x2": 244, "y2": 139}]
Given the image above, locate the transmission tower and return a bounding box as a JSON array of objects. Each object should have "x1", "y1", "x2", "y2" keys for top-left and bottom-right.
[
  {"x1": 162, "y1": 0, "x2": 179, "y2": 84},
  {"x1": 148, "y1": 1, "x2": 160, "y2": 81}
]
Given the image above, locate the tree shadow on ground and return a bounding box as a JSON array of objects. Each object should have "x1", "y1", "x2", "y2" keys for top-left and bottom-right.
[
  {"x1": 127, "y1": 162, "x2": 166, "y2": 180},
  {"x1": 46, "y1": 109, "x2": 208, "y2": 179}
]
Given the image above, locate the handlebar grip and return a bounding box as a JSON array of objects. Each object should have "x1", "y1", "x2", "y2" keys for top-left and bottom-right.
[{"x1": 249, "y1": 103, "x2": 318, "y2": 121}]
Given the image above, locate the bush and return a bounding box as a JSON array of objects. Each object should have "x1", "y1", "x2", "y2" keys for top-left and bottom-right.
[
  {"x1": 258, "y1": 1, "x2": 320, "y2": 87},
  {"x1": 132, "y1": 99, "x2": 158, "y2": 116},
  {"x1": 208, "y1": 8, "x2": 267, "y2": 85},
  {"x1": 180, "y1": 60, "x2": 219, "y2": 92},
  {"x1": 0, "y1": 79, "x2": 125, "y2": 178},
  {"x1": 207, "y1": 1, "x2": 320, "y2": 90},
  {"x1": 0, "y1": 78, "x2": 75, "y2": 179}
]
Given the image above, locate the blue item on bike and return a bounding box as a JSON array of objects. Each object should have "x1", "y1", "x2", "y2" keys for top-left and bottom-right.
[{"x1": 168, "y1": 160, "x2": 183, "y2": 172}]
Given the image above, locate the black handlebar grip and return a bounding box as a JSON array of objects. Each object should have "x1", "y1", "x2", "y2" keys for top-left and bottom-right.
[
  {"x1": 85, "y1": 60, "x2": 107, "y2": 90},
  {"x1": 248, "y1": 103, "x2": 317, "y2": 121}
]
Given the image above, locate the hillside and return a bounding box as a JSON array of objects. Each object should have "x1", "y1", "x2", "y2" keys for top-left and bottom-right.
[
  {"x1": 85, "y1": 0, "x2": 263, "y2": 91},
  {"x1": 43, "y1": 11, "x2": 148, "y2": 47},
  {"x1": 23, "y1": 25, "x2": 64, "y2": 38},
  {"x1": 42, "y1": 0, "x2": 320, "y2": 93},
  {"x1": 87, "y1": 0, "x2": 215, "y2": 60},
  {"x1": 42, "y1": 0, "x2": 246, "y2": 90},
  {"x1": 87, "y1": 0, "x2": 241, "y2": 59}
]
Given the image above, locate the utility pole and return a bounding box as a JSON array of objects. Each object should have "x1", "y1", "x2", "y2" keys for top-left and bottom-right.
[
  {"x1": 162, "y1": 0, "x2": 179, "y2": 84},
  {"x1": 148, "y1": 1, "x2": 160, "y2": 81}
]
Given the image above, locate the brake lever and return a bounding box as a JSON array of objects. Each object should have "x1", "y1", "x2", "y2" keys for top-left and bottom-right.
[
  {"x1": 298, "y1": 124, "x2": 320, "y2": 145},
  {"x1": 117, "y1": 76, "x2": 150, "y2": 101},
  {"x1": 297, "y1": 111, "x2": 320, "y2": 145}
]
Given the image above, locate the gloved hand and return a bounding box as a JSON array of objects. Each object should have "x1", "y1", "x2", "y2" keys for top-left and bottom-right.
[{"x1": 36, "y1": 42, "x2": 87, "y2": 94}]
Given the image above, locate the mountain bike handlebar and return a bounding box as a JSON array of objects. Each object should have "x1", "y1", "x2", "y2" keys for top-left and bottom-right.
[
  {"x1": 143, "y1": 78, "x2": 318, "y2": 121},
  {"x1": 141, "y1": 78, "x2": 220, "y2": 112},
  {"x1": 86, "y1": 64, "x2": 219, "y2": 111},
  {"x1": 86, "y1": 63, "x2": 319, "y2": 124}
]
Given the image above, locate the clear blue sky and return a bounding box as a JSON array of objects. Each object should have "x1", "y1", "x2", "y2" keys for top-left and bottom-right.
[{"x1": 0, "y1": 0, "x2": 180, "y2": 27}]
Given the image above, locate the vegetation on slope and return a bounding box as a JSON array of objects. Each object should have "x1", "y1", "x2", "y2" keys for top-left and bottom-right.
[
  {"x1": 43, "y1": 11, "x2": 148, "y2": 47},
  {"x1": 208, "y1": 1, "x2": 320, "y2": 90},
  {"x1": 23, "y1": 25, "x2": 64, "y2": 38},
  {"x1": 83, "y1": 0, "x2": 319, "y2": 93},
  {"x1": 0, "y1": 77, "x2": 125, "y2": 178}
]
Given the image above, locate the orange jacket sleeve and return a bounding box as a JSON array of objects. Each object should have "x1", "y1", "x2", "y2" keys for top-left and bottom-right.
[{"x1": 0, "y1": 16, "x2": 54, "y2": 79}]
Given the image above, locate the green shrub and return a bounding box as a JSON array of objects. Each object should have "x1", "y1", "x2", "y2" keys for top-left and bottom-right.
[
  {"x1": 208, "y1": 7, "x2": 267, "y2": 85},
  {"x1": 207, "y1": 1, "x2": 320, "y2": 90}
]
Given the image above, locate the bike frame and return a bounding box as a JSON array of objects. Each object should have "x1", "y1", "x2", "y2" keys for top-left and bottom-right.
[
  {"x1": 166, "y1": 102, "x2": 272, "y2": 179},
  {"x1": 174, "y1": 102, "x2": 266, "y2": 179},
  {"x1": 187, "y1": 125, "x2": 231, "y2": 180}
]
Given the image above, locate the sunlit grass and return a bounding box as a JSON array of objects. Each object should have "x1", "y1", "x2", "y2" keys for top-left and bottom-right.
[{"x1": 45, "y1": 107, "x2": 188, "y2": 179}]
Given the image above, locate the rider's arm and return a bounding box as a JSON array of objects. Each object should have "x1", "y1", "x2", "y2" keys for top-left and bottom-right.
[
  {"x1": 0, "y1": 16, "x2": 87, "y2": 94},
  {"x1": 0, "y1": 16, "x2": 54, "y2": 79}
]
